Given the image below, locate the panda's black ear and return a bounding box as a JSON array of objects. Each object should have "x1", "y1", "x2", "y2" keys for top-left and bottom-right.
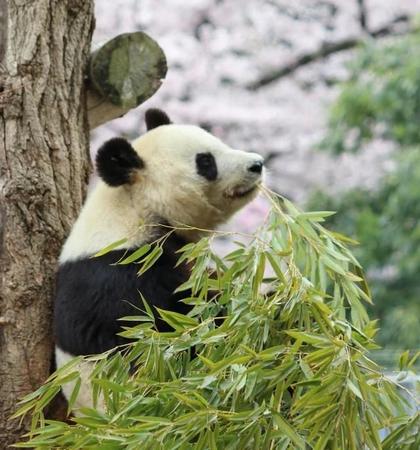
[
  {"x1": 96, "y1": 137, "x2": 144, "y2": 187},
  {"x1": 145, "y1": 108, "x2": 171, "y2": 130}
]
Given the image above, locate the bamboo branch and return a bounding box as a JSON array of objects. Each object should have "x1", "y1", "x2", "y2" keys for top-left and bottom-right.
[
  {"x1": 247, "y1": 14, "x2": 410, "y2": 90},
  {"x1": 87, "y1": 32, "x2": 167, "y2": 129}
]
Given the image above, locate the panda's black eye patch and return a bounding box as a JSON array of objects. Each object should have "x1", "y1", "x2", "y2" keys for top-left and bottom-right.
[{"x1": 196, "y1": 152, "x2": 217, "y2": 181}]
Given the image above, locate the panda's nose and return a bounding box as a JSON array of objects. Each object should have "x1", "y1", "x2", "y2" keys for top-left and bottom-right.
[{"x1": 248, "y1": 160, "x2": 264, "y2": 174}]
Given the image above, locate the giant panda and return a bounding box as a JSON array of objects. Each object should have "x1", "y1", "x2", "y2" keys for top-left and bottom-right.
[{"x1": 54, "y1": 108, "x2": 264, "y2": 409}]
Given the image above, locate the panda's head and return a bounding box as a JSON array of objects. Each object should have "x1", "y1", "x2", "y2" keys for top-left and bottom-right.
[{"x1": 95, "y1": 109, "x2": 265, "y2": 237}]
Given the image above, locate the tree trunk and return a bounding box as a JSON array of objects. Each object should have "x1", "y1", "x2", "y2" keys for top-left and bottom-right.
[
  {"x1": 0, "y1": 1, "x2": 94, "y2": 446},
  {"x1": 0, "y1": 0, "x2": 6, "y2": 62}
]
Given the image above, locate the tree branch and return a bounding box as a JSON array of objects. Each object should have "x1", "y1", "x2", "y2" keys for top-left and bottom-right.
[
  {"x1": 357, "y1": 0, "x2": 368, "y2": 33},
  {"x1": 87, "y1": 32, "x2": 167, "y2": 129},
  {"x1": 247, "y1": 14, "x2": 410, "y2": 90}
]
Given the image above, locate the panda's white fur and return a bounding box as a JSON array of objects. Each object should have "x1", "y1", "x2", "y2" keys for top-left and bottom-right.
[{"x1": 54, "y1": 109, "x2": 264, "y2": 411}]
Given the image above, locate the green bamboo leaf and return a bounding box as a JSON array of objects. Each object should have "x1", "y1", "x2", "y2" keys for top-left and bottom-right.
[
  {"x1": 73, "y1": 416, "x2": 108, "y2": 427},
  {"x1": 252, "y1": 252, "x2": 266, "y2": 297},
  {"x1": 297, "y1": 211, "x2": 336, "y2": 221},
  {"x1": 53, "y1": 371, "x2": 80, "y2": 388},
  {"x1": 156, "y1": 308, "x2": 199, "y2": 331},
  {"x1": 92, "y1": 378, "x2": 128, "y2": 393},
  {"x1": 328, "y1": 231, "x2": 359, "y2": 245},
  {"x1": 130, "y1": 415, "x2": 172, "y2": 424},
  {"x1": 272, "y1": 413, "x2": 305, "y2": 449},
  {"x1": 210, "y1": 355, "x2": 252, "y2": 373},
  {"x1": 312, "y1": 420, "x2": 335, "y2": 450},
  {"x1": 34, "y1": 386, "x2": 61, "y2": 412},
  {"x1": 197, "y1": 354, "x2": 216, "y2": 369},
  {"x1": 10, "y1": 400, "x2": 38, "y2": 420},
  {"x1": 118, "y1": 244, "x2": 151, "y2": 264},
  {"x1": 137, "y1": 246, "x2": 163, "y2": 275},
  {"x1": 92, "y1": 238, "x2": 128, "y2": 257},
  {"x1": 408, "y1": 351, "x2": 420, "y2": 368},
  {"x1": 347, "y1": 379, "x2": 364, "y2": 400},
  {"x1": 320, "y1": 255, "x2": 346, "y2": 275},
  {"x1": 118, "y1": 315, "x2": 153, "y2": 322},
  {"x1": 286, "y1": 330, "x2": 330, "y2": 346},
  {"x1": 173, "y1": 392, "x2": 204, "y2": 409},
  {"x1": 398, "y1": 350, "x2": 410, "y2": 371},
  {"x1": 365, "y1": 409, "x2": 381, "y2": 449},
  {"x1": 293, "y1": 378, "x2": 322, "y2": 387},
  {"x1": 224, "y1": 248, "x2": 245, "y2": 261},
  {"x1": 265, "y1": 251, "x2": 286, "y2": 284},
  {"x1": 67, "y1": 377, "x2": 81, "y2": 413}
]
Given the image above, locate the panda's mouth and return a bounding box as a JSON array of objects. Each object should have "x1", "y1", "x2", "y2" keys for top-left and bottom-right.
[{"x1": 225, "y1": 183, "x2": 259, "y2": 199}]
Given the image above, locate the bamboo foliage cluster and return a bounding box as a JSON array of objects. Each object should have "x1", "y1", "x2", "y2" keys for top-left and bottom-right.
[{"x1": 14, "y1": 191, "x2": 419, "y2": 449}]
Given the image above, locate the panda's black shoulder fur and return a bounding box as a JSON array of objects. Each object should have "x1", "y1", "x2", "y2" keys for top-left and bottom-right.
[{"x1": 54, "y1": 233, "x2": 192, "y2": 356}]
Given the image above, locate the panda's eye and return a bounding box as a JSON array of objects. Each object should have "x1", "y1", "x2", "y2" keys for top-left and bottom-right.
[{"x1": 196, "y1": 152, "x2": 218, "y2": 181}]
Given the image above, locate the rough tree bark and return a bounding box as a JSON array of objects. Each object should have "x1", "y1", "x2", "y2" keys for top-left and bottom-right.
[
  {"x1": 0, "y1": 0, "x2": 6, "y2": 62},
  {"x1": 0, "y1": 1, "x2": 94, "y2": 446}
]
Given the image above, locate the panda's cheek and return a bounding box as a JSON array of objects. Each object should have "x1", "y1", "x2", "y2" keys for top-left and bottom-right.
[{"x1": 207, "y1": 181, "x2": 225, "y2": 197}]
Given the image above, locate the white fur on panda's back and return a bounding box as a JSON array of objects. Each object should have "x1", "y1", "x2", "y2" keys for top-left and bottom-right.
[{"x1": 59, "y1": 182, "x2": 149, "y2": 263}]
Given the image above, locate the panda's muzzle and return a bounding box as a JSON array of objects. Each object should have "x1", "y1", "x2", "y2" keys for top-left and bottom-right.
[
  {"x1": 225, "y1": 175, "x2": 263, "y2": 199},
  {"x1": 224, "y1": 157, "x2": 265, "y2": 199},
  {"x1": 228, "y1": 183, "x2": 260, "y2": 199}
]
